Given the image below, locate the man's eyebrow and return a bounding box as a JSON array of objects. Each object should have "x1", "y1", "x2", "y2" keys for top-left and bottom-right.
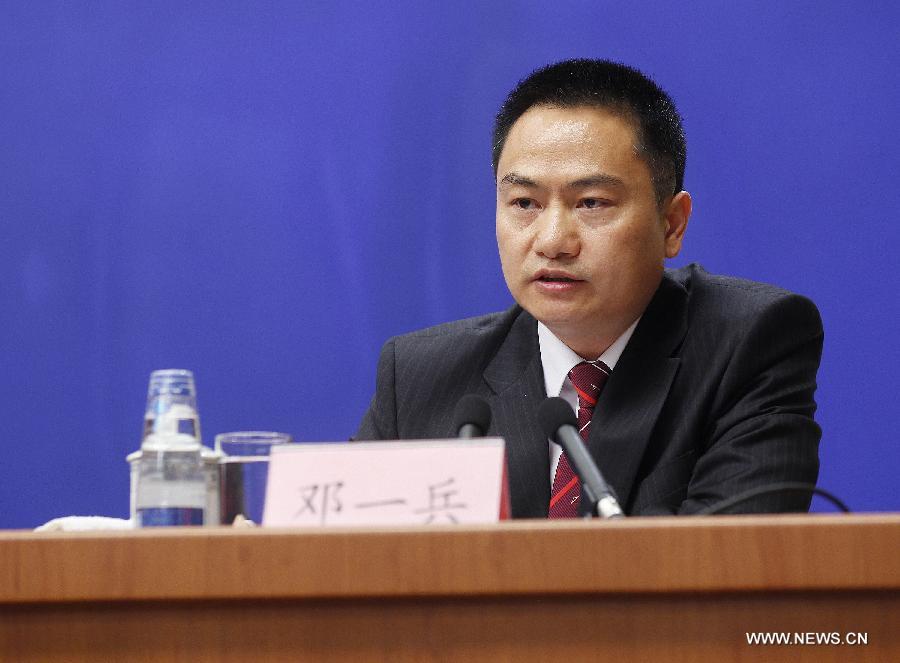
[
  {"x1": 567, "y1": 174, "x2": 625, "y2": 189},
  {"x1": 498, "y1": 173, "x2": 538, "y2": 188},
  {"x1": 498, "y1": 172, "x2": 625, "y2": 189}
]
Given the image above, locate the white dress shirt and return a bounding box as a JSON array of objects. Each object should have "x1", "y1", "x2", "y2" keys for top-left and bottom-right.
[{"x1": 537, "y1": 318, "x2": 640, "y2": 481}]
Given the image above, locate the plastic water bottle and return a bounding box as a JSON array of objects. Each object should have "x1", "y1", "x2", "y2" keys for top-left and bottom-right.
[{"x1": 134, "y1": 370, "x2": 206, "y2": 527}]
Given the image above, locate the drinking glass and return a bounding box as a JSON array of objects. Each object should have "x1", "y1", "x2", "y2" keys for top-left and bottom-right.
[{"x1": 216, "y1": 431, "x2": 292, "y2": 524}]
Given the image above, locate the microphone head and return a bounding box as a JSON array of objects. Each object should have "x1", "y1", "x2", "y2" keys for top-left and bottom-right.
[
  {"x1": 537, "y1": 397, "x2": 577, "y2": 440},
  {"x1": 453, "y1": 394, "x2": 493, "y2": 435}
]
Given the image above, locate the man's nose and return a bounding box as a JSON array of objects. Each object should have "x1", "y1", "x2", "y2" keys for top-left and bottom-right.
[{"x1": 533, "y1": 206, "x2": 580, "y2": 259}]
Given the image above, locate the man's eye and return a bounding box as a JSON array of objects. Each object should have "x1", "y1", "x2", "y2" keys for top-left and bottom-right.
[
  {"x1": 580, "y1": 198, "x2": 609, "y2": 209},
  {"x1": 514, "y1": 198, "x2": 536, "y2": 210}
]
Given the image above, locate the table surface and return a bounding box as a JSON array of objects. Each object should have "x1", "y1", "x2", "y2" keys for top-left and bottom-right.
[{"x1": 2, "y1": 512, "x2": 898, "y2": 604}]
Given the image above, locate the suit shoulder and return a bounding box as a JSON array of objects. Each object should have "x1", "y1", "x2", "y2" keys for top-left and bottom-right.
[
  {"x1": 398, "y1": 307, "x2": 518, "y2": 339},
  {"x1": 375, "y1": 305, "x2": 530, "y2": 404},
  {"x1": 668, "y1": 263, "x2": 820, "y2": 325},
  {"x1": 385, "y1": 305, "x2": 526, "y2": 360}
]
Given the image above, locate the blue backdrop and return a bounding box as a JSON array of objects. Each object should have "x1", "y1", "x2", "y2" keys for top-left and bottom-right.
[{"x1": 2, "y1": 1, "x2": 898, "y2": 528}]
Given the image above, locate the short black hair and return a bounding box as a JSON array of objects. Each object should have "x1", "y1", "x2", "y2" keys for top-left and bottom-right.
[{"x1": 492, "y1": 59, "x2": 686, "y2": 205}]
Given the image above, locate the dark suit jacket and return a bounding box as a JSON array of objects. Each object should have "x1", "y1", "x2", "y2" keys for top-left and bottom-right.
[{"x1": 355, "y1": 264, "x2": 823, "y2": 517}]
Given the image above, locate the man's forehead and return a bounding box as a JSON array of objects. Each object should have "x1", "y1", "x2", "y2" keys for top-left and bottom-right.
[
  {"x1": 509, "y1": 103, "x2": 639, "y2": 141},
  {"x1": 497, "y1": 106, "x2": 642, "y2": 177}
]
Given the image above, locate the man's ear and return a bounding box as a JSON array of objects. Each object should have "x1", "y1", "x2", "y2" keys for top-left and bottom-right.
[{"x1": 663, "y1": 191, "x2": 692, "y2": 258}]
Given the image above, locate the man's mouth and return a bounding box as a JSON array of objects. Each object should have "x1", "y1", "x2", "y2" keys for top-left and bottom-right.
[
  {"x1": 533, "y1": 272, "x2": 583, "y2": 291},
  {"x1": 535, "y1": 270, "x2": 581, "y2": 283}
]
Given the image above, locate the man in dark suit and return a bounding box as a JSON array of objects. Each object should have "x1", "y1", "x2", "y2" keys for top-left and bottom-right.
[{"x1": 355, "y1": 59, "x2": 822, "y2": 518}]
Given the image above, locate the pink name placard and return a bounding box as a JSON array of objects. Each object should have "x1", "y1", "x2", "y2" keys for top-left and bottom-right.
[{"x1": 263, "y1": 439, "x2": 509, "y2": 527}]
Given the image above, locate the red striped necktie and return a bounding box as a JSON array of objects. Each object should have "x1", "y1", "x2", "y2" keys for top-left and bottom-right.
[{"x1": 548, "y1": 360, "x2": 611, "y2": 518}]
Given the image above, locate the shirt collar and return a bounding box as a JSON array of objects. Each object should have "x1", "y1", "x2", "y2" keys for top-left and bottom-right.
[{"x1": 537, "y1": 317, "x2": 640, "y2": 398}]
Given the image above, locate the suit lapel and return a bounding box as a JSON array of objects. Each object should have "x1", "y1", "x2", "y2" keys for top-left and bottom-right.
[
  {"x1": 587, "y1": 273, "x2": 688, "y2": 510},
  {"x1": 482, "y1": 309, "x2": 550, "y2": 518}
]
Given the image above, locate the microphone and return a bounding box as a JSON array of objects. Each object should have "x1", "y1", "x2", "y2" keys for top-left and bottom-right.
[
  {"x1": 453, "y1": 394, "x2": 493, "y2": 439},
  {"x1": 538, "y1": 397, "x2": 624, "y2": 519}
]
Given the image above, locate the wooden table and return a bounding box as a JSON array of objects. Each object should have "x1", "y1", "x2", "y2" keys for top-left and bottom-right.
[{"x1": 1, "y1": 514, "x2": 898, "y2": 661}]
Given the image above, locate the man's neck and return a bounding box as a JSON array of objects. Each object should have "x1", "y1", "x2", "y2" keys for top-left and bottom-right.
[
  {"x1": 543, "y1": 323, "x2": 634, "y2": 361},
  {"x1": 538, "y1": 318, "x2": 640, "y2": 370}
]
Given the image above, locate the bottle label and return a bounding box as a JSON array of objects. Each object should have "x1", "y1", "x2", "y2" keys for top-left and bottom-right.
[{"x1": 137, "y1": 507, "x2": 204, "y2": 527}]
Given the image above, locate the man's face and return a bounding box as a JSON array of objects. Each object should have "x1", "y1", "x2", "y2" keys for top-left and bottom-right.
[{"x1": 495, "y1": 104, "x2": 689, "y2": 358}]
